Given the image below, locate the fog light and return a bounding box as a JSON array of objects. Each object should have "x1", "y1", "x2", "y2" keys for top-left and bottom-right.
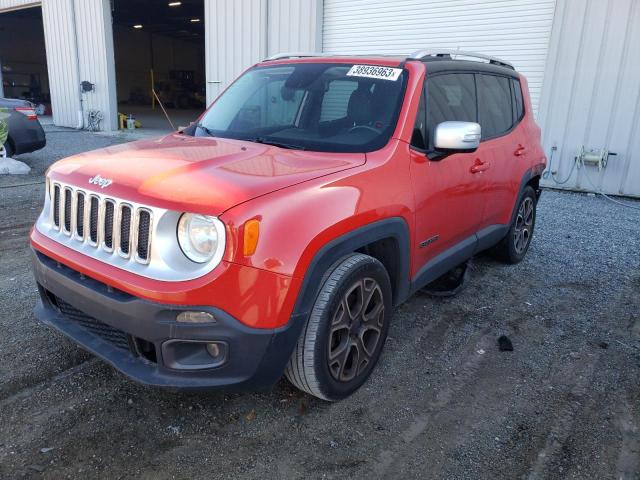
[
  {"x1": 161, "y1": 340, "x2": 228, "y2": 370},
  {"x1": 176, "y1": 311, "x2": 216, "y2": 323},
  {"x1": 206, "y1": 342, "x2": 223, "y2": 358}
]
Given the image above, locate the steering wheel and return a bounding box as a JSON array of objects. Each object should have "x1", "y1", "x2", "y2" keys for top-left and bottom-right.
[{"x1": 348, "y1": 125, "x2": 380, "y2": 134}]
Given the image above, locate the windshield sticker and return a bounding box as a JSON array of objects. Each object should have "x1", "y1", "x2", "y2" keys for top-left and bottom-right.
[{"x1": 346, "y1": 65, "x2": 402, "y2": 81}]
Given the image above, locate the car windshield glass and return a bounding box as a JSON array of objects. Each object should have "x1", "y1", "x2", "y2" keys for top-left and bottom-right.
[{"x1": 193, "y1": 63, "x2": 408, "y2": 153}]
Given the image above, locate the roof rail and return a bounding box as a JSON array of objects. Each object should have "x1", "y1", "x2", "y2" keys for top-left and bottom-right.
[
  {"x1": 264, "y1": 52, "x2": 323, "y2": 61},
  {"x1": 408, "y1": 49, "x2": 514, "y2": 69}
]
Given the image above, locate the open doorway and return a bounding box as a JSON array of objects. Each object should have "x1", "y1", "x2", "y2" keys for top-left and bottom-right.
[
  {"x1": 112, "y1": 0, "x2": 205, "y2": 134},
  {"x1": 0, "y1": 6, "x2": 51, "y2": 120}
]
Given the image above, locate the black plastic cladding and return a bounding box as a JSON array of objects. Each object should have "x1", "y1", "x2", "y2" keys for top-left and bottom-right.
[{"x1": 416, "y1": 58, "x2": 519, "y2": 78}]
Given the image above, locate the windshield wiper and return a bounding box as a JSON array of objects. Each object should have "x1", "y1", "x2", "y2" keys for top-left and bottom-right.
[{"x1": 249, "y1": 137, "x2": 306, "y2": 151}]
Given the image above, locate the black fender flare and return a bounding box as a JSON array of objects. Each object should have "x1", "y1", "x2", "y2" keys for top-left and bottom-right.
[
  {"x1": 291, "y1": 217, "x2": 411, "y2": 319},
  {"x1": 251, "y1": 217, "x2": 411, "y2": 386},
  {"x1": 509, "y1": 164, "x2": 545, "y2": 226}
]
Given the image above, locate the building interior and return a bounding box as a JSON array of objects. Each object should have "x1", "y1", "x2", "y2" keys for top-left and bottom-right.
[{"x1": 0, "y1": 0, "x2": 206, "y2": 133}]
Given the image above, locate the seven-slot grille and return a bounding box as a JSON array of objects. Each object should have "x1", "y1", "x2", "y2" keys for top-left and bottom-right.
[{"x1": 50, "y1": 182, "x2": 152, "y2": 264}]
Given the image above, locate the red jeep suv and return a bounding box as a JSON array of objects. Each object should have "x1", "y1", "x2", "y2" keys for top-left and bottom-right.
[{"x1": 31, "y1": 50, "x2": 545, "y2": 400}]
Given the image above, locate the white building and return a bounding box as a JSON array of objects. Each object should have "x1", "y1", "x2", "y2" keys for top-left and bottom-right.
[{"x1": 0, "y1": 0, "x2": 638, "y2": 197}]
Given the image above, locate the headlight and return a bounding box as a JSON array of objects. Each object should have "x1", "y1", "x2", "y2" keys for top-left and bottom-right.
[{"x1": 177, "y1": 213, "x2": 225, "y2": 264}]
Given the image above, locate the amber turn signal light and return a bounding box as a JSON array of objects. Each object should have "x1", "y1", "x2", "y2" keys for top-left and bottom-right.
[{"x1": 243, "y1": 219, "x2": 260, "y2": 256}]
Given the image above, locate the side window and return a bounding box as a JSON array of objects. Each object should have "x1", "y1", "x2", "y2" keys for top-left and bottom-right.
[
  {"x1": 320, "y1": 80, "x2": 359, "y2": 122},
  {"x1": 411, "y1": 88, "x2": 427, "y2": 150},
  {"x1": 426, "y1": 73, "x2": 476, "y2": 148},
  {"x1": 477, "y1": 74, "x2": 513, "y2": 139},
  {"x1": 512, "y1": 78, "x2": 524, "y2": 121}
]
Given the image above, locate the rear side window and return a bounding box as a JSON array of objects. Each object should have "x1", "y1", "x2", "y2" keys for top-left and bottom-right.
[
  {"x1": 426, "y1": 73, "x2": 477, "y2": 148},
  {"x1": 512, "y1": 78, "x2": 524, "y2": 121},
  {"x1": 477, "y1": 74, "x2": 513, "y2": 139}
]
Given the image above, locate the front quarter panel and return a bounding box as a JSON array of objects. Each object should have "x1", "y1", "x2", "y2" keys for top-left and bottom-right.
[
  {"x1": 220, "y1": 140, "x2": 415, "y2": 321},
  {"x1": 220, "y1": 61, "x2": 425, "y2": 281}
]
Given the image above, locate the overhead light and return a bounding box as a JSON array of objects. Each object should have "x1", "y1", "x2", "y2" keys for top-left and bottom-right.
[
  {"x1": 133, "y1": 24, "x2": 143, "y2": 29},
  {"x1": 190, "y1": 18, "x2": 201, "y2": 22},
  {"x1": 168, "y1": 1, "x2": 181, "y2": 6}
]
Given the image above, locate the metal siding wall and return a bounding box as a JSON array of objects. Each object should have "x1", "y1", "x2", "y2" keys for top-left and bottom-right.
[
  {"x1": 538, "y1": 0, "x2": 640, "y2": 197},
  {"x1": 267, "y1": 0, "x2": 323, "y2": 55},
  {"x1": 40, "y1": 0, "x2": 82, "y2": 128},
  {"x1": 204, "y1": 0, "x2": 322, "y2": 106},
  {"x1": 1, "y1": 0, "x2": 117, "y2": 130},
  {"x1": 323, "y1": 0, "x2": 556, "y2": 114},
  {"x1": 205, "y1": 0, "x2": 267, "y2": 105},
  {"x1": 73, "y1": 0, "x2": 117, "y2": 130}
]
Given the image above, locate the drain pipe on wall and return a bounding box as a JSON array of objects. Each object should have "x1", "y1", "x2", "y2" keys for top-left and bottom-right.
[{"x1": 70, "y1": 0, "x2": 84, "y2": 130}]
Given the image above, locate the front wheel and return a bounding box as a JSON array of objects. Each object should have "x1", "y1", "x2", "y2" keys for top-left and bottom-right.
[
  {"x1": 285, "y1": 253, "x2": 392, "y2": 401},
  {"x1": 492, "y1": 185, "x2": 537, "y2": 264}
]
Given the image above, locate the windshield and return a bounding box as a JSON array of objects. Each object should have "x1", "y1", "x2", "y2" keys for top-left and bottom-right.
[{"x1": 193, "y1": 63, "x2": 407, "y2": 153}]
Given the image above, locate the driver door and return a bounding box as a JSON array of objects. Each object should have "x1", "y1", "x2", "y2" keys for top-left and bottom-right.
[{"x1": 409, "y1": 73, "x2": 486, "y2": 279}]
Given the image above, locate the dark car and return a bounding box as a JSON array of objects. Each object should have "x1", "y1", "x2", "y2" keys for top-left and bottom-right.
[{"x1": 1, "y1": 97, "x2": 46, "y2": 157}]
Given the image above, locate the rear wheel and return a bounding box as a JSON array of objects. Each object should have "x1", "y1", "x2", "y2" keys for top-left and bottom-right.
[
  {"x1": 493, "y1": 185, "x2": 537, "y2": 264},
  {"x1": 2, "y1": 138, "x2": 14, "y2": 158},
  {"x1": 285, "y1": 253, "x2": 392, "y2": 401}
]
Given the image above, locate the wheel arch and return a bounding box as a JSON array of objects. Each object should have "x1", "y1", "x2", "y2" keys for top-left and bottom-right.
[
  {"x1": 291, "y1": 217, "x2": 411, "y2": 320},
  {"x1": 510, "y1": 164, "x2": 545, "y2": 225},
  {"x1": 526, "y1": 173, "x2": 542, "y2": 201}
]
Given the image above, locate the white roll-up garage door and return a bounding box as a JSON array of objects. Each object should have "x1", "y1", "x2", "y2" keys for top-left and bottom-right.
[{"x1": 323, "y1": 0, "x2": 556, "y2": 114}]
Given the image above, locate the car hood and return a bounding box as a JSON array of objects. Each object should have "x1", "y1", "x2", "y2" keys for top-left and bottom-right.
[{"x1": 47, "y1": 134, "x2": 365, "y2": 215}]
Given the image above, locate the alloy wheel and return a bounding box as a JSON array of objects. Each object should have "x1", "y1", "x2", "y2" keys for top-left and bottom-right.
[
  {"x1": 514, "y1": 196, "x2": 534, "y2": 254},
  {"x1": 328, "y1": 277, "x2": 385, "y2": 382}
]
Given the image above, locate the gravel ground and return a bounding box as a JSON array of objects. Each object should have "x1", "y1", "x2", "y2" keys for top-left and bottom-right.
[{"x1": 0, "y1": 128, "x2": 639, "y2": 479}]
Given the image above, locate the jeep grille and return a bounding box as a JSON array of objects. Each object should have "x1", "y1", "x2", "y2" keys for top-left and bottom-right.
[{"x1": 50, "y1": 182, "x2": 152, "y2": 264}]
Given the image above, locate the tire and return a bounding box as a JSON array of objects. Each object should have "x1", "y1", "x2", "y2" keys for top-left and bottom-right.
[
  {"x1": 492, "y1": 185, "x2": 537, "y2": 264},
  {"x1": 285, "y1": 253, "x2": 392, "y2": 401},
  {"x1": 2, "y1": 139, "x2": 14, "y2": 158}
]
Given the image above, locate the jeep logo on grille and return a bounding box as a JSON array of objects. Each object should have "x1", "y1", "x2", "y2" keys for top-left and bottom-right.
[{"x1": 88, "y1": 174, "x2": 113, "y2": 189}]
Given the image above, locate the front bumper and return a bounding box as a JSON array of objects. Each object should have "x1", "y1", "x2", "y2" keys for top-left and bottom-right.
[{"x1": 31, "y1": 249, "x2": 304, "y2": 390}]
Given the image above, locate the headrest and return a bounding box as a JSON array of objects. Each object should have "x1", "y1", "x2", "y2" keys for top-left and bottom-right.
[{"x1": 347, "y1": 86, "x2": 373, "y2": 125}]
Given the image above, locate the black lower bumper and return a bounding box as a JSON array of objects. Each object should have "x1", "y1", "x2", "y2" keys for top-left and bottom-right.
[{"x1": 31, "y1": 250, "x2": 304, "y2": 391}]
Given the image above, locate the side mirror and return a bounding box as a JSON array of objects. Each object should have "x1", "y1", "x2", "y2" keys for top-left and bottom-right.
[{"x1": 433, "y1": 121, "x2": 481, "y2": 152}]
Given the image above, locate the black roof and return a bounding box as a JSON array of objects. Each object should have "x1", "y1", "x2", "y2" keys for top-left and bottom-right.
[{"x1": 414, "y1": 58, "x2": 519, "y2": 78}]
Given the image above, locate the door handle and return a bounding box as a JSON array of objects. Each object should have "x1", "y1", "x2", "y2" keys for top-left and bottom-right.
[
  {"x1": 514, "y1": 144, "x2": 526, "y2": 156},
  {"x1": 470, "y1": 158, "x2": 490, "y2": 173}
]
